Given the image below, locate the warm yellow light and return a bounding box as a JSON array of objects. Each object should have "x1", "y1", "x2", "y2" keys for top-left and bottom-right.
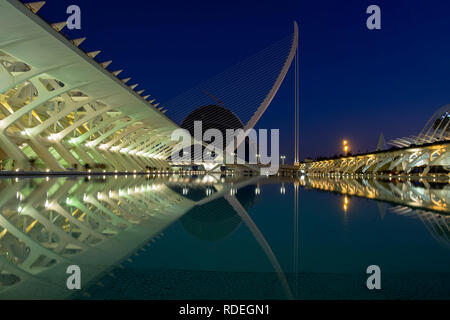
[
  {"x1": 343, "y1": 196, "x2": 349, "y2": 212},
  {"x1": 342, "y1": 140, "x2": 350, "y2": 154},
  {"x1": 25, "y1": 220, "x2": 38, "y2": 233}
]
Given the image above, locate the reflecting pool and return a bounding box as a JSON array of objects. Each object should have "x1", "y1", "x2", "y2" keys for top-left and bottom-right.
[{"x1": 0, "y1": 174, "x2": 449, "y2": 299}]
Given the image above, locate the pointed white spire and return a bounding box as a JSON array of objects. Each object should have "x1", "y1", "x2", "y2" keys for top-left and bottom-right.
[
  {"x1": 112, "y1": 70, "x2": 123, "y2": 76},
  {"x1": 87, "y1": 50, "x2": 101, "y2": 58},
  {"x1": 162, "y1": 109, "x2": 167, "y2": 114},
  {"x1": 51, "y1": 22, "x2": 66, "y2": 32},
  {"x1": 149, "y1": 99, "x2": 155, "y2": 103},
  {"x1": 376, "y1": 132, "x2": 386, "y2": 151},
  {"x1": 122, "y1": 77, "x2": 131, "y2": 83},
  {"x1": 143, "y1": 95, "x2": 150, "y2": 100},
  {"x1": 130, "y1": 83, "x2": 138, "y2": 90},
  {"x1": 25, "y1": 1, "x2": 45, "y2": 14},
  {"x1": 155, "y1": 103, "x2": 161, "y2": 108},
  {"x1": 71, "y1": 37, "x2": 86, "y2": 47},
  {"x1": 136, "y1": 90, "x2": 144, "y2": 95},
  {"x1": 101, "y1": 60, "x2": 112, "y2": 68}
]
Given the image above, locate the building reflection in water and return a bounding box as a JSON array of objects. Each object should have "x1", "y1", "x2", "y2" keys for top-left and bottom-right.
[
  {"x1": 300, "y1": 175, "x2": 450, "y2": 248},
  {"x1": 0, "y1": 174, "x2": 449, "y2": 299},
  {"x1": 178, "y1": 185, "x2": 257, "y2": 242},
  {"x1": 0, "y1": 174, "x2": 295, "y2": 299}
]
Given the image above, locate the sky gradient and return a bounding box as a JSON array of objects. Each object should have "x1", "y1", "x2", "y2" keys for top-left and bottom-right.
[{"x1": 30, "y1": 0, "x2": 450, "y2": 163}]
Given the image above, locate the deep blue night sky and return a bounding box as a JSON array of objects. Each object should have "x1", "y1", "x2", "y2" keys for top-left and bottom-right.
[{"x1": 26, "y1": 0, "x2": 450, "y2": 162}]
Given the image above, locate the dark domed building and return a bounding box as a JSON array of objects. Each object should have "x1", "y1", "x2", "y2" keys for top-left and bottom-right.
[{"x1": 178, "y1": 105, "x2": 252, "y2": 164}]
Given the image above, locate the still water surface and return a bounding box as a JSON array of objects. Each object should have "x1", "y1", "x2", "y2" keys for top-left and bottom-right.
[{"x1": 0, "y1": 175, "x2": 449, "y2": 299}]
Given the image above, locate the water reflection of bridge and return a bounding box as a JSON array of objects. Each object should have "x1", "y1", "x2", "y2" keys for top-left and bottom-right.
[{"x1": 300, "y1": 176, "x2": 450, "y2": 248}]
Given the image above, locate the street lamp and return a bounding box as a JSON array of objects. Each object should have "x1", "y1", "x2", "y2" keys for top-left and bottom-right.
[
  {"x1": 280, "y1": 155, "x2": 286, "y2": 165},
  {"x1": 342, "y1": 140, "x2": 350, "y2": 155}
]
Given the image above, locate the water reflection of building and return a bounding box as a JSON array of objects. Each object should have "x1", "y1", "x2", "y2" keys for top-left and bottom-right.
[
  {"x1": 0, "y1": 175, "x2": 289, "y2": 299},
  {"x1": 300, "y1": 176, "x2": 450, "y2": 248},
  {"x1": 0, "y1": 175, "x2": 198, "y2": 298},
  {"x1": 178, "y1": 185, "x2": 258, "y2": 242}
]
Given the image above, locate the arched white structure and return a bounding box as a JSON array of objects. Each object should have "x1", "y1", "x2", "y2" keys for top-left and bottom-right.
[
  {"x1": 0, "y1": 0, "x2": 298, "y2": 174},
  {"x1": 415, "y1": 104, "x2": 450, "y2": 144},
  {"x1": 389, "y1": 104, "x2": 450, "y2": 148},
  {"x1": 244, "y1": 21, "x2": 298, "y2": 131},
  {"x1": 0, "y1": 0, "x2": 178, "y2": 172}
]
